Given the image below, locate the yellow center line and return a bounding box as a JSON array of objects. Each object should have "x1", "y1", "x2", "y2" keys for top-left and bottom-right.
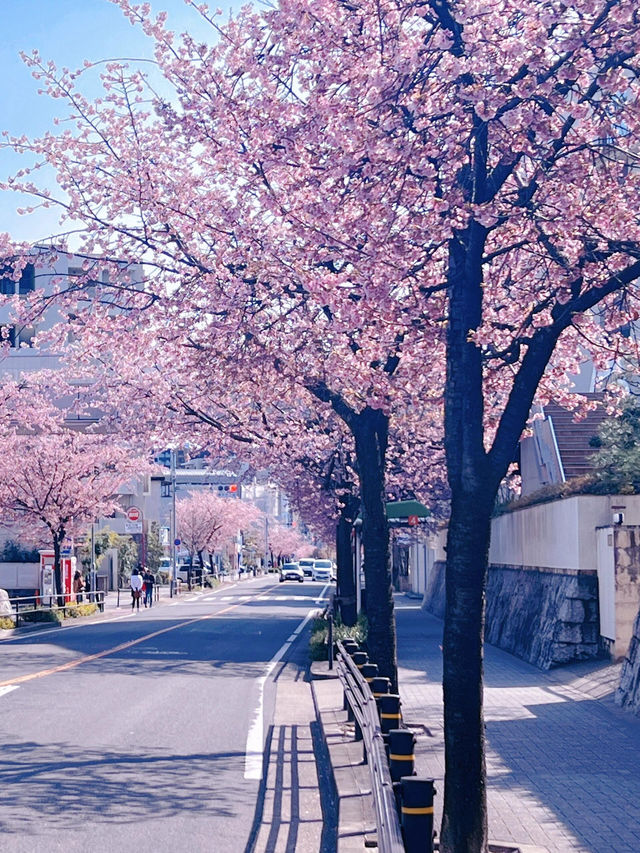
[{"x1": 0, "y1": 585, "x2": 280, "y2": 689}]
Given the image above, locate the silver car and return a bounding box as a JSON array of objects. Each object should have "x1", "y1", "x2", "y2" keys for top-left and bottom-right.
[{"x1": 279, "y1": 562, "x2": 304, "y2": 583}]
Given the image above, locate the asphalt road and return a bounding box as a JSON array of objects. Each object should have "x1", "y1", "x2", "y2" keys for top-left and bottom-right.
[{"x1": 0, "y1": 575, "x2": 333, "y2": 853}]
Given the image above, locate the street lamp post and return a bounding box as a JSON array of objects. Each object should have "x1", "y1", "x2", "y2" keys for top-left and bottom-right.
[
  {"x1": 170, "y1": 449, "x2": 177, "y2": 597},
  {"x1": 90, "y1": 521, "x2": 95, "y2": 603}
]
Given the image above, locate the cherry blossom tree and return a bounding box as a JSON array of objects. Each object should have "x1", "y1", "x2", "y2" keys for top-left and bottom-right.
[
  {"x1": 0, "y1": 428, "x2": 150, "y2": 604},
  {"x1": 176, "y1": 489, "x2": 262, "y2": 578},
  {"x1": 8, "y1": 1, "x2": 640, "y2": 849},
  {"x1": 267, "y1": 522, "x2": 308, "y2": 566}
]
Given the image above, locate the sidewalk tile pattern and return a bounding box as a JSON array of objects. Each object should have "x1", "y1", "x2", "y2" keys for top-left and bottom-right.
[{"x1": 396, "y1": 603, "x2": 640, "y2": 853}]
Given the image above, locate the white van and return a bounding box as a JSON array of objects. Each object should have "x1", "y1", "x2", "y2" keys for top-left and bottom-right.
[
  {"x1": 312, "y1": 559, "x2": 333, "y2": 582},
  {"x1": 298, "y1": 558, "x2": 315, "y2": 577}
]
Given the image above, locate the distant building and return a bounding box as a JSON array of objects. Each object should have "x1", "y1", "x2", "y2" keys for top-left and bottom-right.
[
  {"x1": 519, "y1": 394, "x2": 608, "y2": 497},
  {"x1": 0, "y1": 248, "x2": 143, "y2": 384}
]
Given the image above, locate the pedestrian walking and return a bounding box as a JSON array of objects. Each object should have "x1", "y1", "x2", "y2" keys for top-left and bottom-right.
[
  {"x1": 73, "y1": 570, "x2": 84, "y2": 604},
  {"x1": 143, "y1": 568, "x2": 155, "y2": 608},
  {"x1": 130, "y1": 567, "x2": 143, "y2": 611}
]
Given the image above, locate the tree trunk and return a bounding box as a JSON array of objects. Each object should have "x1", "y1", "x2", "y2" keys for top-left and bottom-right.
[
  {"x1": 353, "y1": 406, "x2": 397, "y2": 689},
  {"x1": 440, "y1": 491, "x2": 492, "y2": 853},
  {"x1": 441, "y1": 220, "x2": 491, "y2": 853},
  {"x1": 53, "y1": 535, "x2": 64, "y2": 608},
  {"x1": 336, "y1": 494, "x2": 359, "y2": 627}
]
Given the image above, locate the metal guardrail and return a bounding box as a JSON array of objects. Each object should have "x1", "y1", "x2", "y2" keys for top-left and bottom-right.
[
  {"x1": 116, "y1": 584, "x2": 163, "y2": 607},
  {"x1": 336, "y1": 639, "x2": 405, "y2": 853},
  {"x1": 2, "y1": 592, "x2": 105, "y2": 627}
]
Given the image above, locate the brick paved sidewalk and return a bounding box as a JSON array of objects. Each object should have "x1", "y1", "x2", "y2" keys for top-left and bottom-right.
[{"x1": 395, "y1": 598, "x2": 640, "y2": 853}]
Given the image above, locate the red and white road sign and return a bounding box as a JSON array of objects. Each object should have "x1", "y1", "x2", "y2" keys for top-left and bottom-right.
[
  {"x1": 127, "y1": 506, "x2": 142, "y2": 522},
  {"x1": 408, "y1": 514, "x2": 420, "y2": 526}
]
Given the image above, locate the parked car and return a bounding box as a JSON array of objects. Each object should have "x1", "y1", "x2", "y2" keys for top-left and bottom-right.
[
  {"x1": 279, "y1": 562, "x2": 304, "y2": 583},
  {"x1": 298, "y1": 558, "x2": 315, "y2": 577},
  {"x1": 177, "y1": 564, "x2": 211, "y2": 583},
  {"x1": 312, "y1": 559, "x2": 333, "y2": 582}
]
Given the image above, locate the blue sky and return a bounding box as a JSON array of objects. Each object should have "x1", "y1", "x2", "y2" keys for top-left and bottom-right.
[{"x1": 0, "y1": 0, "x2": 241, "y2": 243}]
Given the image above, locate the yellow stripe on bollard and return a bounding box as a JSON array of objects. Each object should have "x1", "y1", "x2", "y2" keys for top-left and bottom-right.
[
  {"x1": 389, "y1": 753, "x2": 415, "y2": 761},
  {"x1": 401, "y1": 806, "x2": 434, "y2": 815},
  {"x1": 380, "y1": 712, "x2": 401, "y2": 719}
]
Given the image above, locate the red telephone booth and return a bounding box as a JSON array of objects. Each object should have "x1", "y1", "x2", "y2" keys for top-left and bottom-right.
[{"x1": 39, "y1": 550, "x2": 76, "y2": 603}]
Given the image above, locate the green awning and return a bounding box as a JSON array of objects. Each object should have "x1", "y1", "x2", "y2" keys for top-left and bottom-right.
[
  {"x1": 355, "y1": 499, "x2": 430, "y2": 525},
  {"x1": 385, "y1": 500, "x2": 430, "y2": 521}
]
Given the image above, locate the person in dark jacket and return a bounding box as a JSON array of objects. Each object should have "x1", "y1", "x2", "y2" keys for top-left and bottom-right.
[{"x1": 143, "y1": 568, "x2": 155, "y2": 608}]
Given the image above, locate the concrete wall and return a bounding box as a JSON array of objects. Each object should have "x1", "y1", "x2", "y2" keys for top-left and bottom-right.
[
  {"x1": 489, "y1": 495, "x2": 640, "y2": 570},
  {"x1": 0, "y1": 562, "x2": 40, "y2": 592},
  {"x1": 605, "y1": 526, "x2": 640, "y2": 659}
]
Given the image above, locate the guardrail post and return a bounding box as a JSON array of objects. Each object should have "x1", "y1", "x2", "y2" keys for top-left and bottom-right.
[
  {"x1": 388, "y1": 729, "x2": 416, "y2": 782},
  {"x1": 379, "y1": 694, "x2": 402, "y2": 733},
  {"x1": 400, "y1": 777, "x2": 435, "y2": 853}
]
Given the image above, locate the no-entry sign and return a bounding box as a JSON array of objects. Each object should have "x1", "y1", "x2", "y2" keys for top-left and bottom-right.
[{"x1": 127, "y1": 506, "x2": 142, "y2": 522}]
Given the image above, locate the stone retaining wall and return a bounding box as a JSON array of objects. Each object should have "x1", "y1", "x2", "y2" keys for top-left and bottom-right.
[
  {"x1": 423, "y1": 561, "x2": 601, "y2": 669},
  {"x1": 616, "y1": 613, "x2": 640, "y2": 716}
]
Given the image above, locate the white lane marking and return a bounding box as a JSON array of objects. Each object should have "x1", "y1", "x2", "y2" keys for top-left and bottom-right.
[
  {"x1": 0, "y1": 685, "x2": 19, "y2": 698},
  {"x1": 314, "y1": 583, "x2": 332, "y2": 605},
  {"x1": 244, "y1": 608, "x2": 315, "y2": 780}
]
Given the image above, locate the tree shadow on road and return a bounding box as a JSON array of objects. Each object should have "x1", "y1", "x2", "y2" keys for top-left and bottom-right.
[{"x1": 0, "y1": 739, "x2": 246, "y2": 837}]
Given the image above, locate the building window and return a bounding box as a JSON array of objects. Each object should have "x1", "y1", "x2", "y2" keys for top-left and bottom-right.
[
  {"x1": 161, "y1": 482, "x2": 171, "y2": 498},
  {"x1": 16, "y1": 325, "x2": 36, "y2": 347},
  {"x1": 18, "y1": 264, "x2": 35, "y2": 294},
  {"x1": 1, "y1": 326, "x2": 16, "y2": 347}
]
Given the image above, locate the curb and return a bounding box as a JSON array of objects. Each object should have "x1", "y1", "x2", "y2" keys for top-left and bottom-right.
[
  {"x1": 310, "y1": 662, "x2": 377, "y2": 851},
  {"x1": 0, "y1": 584, "x2": 218, "y2": 642}
]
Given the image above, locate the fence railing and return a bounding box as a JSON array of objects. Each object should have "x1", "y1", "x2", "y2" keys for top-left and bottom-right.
[
  {"x1": 116, "y1": 583, "x2": 163, "y2": 607},
  {"x1": 337, "y1": 639, "x2": 405, "y2": 853},
  {"x1": 335, "y1": 637, "x2": 435, "y2": 853},
  {"x1": 2, "y1": 591, "x2": 105, "y2": 628}
]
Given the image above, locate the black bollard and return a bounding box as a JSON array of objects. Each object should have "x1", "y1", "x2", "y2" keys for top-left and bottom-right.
[
  {"x1": 361, "y1": 662, "x2": 378, "y2": 684},
  {"x1": 379, "y1": 693, "x2": 402, "y2": 733},
  {"x1": 342, "y1": 639, "x2": 359, "y2": 657},
  {"x1": 400, "y1": 777, "x2": 435, "y2": 853},
  {"x1": 352, "y1": 651, "x2": 368, "y2": 670},
  {"x1": 371, "y1": 676, "x2": 391, "y2": 698},
  {"x1": 388, "y1": 728, "x2": 415, "y2": 782}
]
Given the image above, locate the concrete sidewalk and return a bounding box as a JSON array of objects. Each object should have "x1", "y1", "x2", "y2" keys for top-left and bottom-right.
[
  {"x1": 395, "y1": 598, "x2": 640, "y2": 853},
  {"x1": 311, "y1": 597, "x2": 640, "y2": 852}
]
